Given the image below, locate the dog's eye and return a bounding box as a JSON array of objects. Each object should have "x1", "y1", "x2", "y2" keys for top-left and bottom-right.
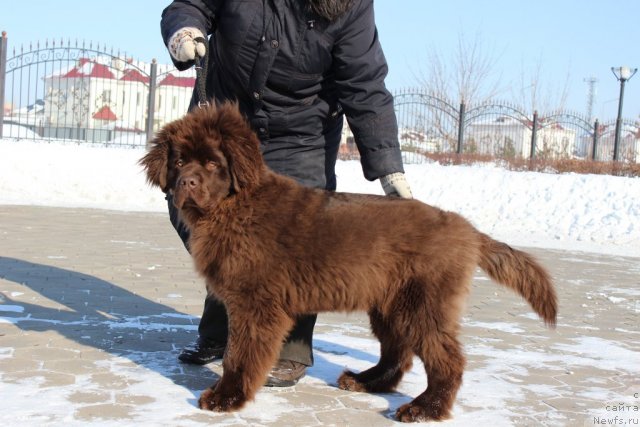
[
  {"x1": 175, "y1": 159, "x2": 184, "y2": 168},
  {"x1": 206, "y1": 160, "x2": 218, "y2": 171}
]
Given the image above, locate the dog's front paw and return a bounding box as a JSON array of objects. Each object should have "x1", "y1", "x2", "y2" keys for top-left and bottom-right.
[
  {"x1": 395, "y1": 401, "x2": 451, "y2": 423},
  {"x1": 337, "y1": 370, "x2": 368, "y2": 392},
  {"x1": 198, "y1": 386, "x2": 247, "y2": 412}
]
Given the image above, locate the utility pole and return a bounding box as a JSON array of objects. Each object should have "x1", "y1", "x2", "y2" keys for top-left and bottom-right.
[{"x1": 583, "y1": 76, "x2": 598, "y2": 122}]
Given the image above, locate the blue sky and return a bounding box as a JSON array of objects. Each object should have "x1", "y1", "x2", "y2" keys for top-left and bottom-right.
[{"x1": 2, "y1": 0, "x2": 639, "y2": 121}]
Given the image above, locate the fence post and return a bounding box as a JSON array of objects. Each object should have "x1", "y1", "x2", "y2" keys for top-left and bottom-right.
[
  {"x1": 592, "y1": 119, "x2": 599, "y2": 161},
  {"x1": 0, "y1": 31, "x2": 8, "y2": 139},
  {"x1": 145, "y1": 58, "x2": 158, "y2": 147},
  {"x1": 530, "y1": 110, "x2": 538, "y2": 159},
  {"x1": 457, "y1": 101, "x2": 465, "y2": 154}
]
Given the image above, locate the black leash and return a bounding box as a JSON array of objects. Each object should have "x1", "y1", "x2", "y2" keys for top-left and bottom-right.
[{"x1": 193, "y1": 36, "x2": 210, "y2": 108}]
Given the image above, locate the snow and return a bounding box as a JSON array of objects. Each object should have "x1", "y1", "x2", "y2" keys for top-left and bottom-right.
[
  {"x1": 0, "y1": 137, "x2": 638, "y2": 257},
  {"x1": 2, "y1": 124, "x2": 41, "y2": 139}
]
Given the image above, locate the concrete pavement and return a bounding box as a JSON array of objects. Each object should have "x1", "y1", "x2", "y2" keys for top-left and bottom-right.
[{"x1": 0, "y1": 205, "x2": 638, "y2": 426}]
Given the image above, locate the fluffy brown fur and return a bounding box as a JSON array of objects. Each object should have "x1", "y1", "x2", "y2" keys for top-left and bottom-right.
[
  {"x1": 307, "y1": 0, "x2": 356, "y2": 21},
  {"x1": 140, "y1": 102, "x2": 557, "y2": 422}
]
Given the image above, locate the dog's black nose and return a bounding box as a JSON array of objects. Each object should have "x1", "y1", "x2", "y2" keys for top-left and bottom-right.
[{"x1": 179, "y1": 175, "x2": 199, "y2": 189}]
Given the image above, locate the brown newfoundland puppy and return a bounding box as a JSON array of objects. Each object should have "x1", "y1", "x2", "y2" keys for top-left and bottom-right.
[{"x1": 140, "y1": 102, "x2": 557, "y2": 422}]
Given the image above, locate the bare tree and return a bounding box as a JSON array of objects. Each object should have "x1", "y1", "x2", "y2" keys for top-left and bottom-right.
[
  {"x1": 414, "y1": 30, "x2": 572, "y2": 113},
  {"x1": 414, "y1": 29, "x2": 505, "y2": 105},
  {"x1": 513, "y1": 54, "x2": 572, "y2": 114}
]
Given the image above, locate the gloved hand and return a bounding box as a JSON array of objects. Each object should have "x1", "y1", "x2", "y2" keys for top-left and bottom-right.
[
  {"x1": 167, "y1": 27, "x2": 207, "y2": 63},
  {"x1": 380, "y1": 172, "x2": 413, "y2": 199}
]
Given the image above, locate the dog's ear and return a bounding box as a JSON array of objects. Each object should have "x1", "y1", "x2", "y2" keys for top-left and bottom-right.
[
  {"x1": 215, "y1": 103, "x2": 265, "y2": 192},
  {"x1": 139, "y1": 131, "x2": 171, "y2": 193}
]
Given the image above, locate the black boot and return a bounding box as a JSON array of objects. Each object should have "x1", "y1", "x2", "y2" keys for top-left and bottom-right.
[{"x1": 178, "y1": 337, "x2": 225, "y2": 365}]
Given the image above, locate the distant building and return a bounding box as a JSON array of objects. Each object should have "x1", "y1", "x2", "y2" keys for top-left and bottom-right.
[
  {"x1": 41, "y1": 57, "x2": 195, "y2": 141},
  {"x1": 580, "y1": 126, "x2": 640, "y2": 162},
  {"x1": 6, "y1": 100, "x2": 45, "y2": 128},
  {"x1": 466, "y1": 117, "x2": 577, "y2": 159},
  {"x1": 339, "y1": 124, "x2": 357, "y2": 157}
]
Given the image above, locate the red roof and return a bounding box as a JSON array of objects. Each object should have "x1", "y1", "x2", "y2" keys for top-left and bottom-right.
[
  {"x1": 120, "y1": 69, "x2": 149, "y2": 83},
  {"x1": 158, "y1": 74, "x2": 196, "y2": 88},
  {"x1": 92, "y1": 106, "x2": 117, "y2": 121},
  {"x1": 63, "y1": 60, "x2": 115, "y2": 79}
]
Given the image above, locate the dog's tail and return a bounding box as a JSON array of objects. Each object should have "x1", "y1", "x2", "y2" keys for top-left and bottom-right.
[{"x1": 477, "y1": 233, "x2": 557, "y2": 327}]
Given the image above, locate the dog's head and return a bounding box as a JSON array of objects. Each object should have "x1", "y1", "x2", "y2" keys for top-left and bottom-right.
[{"x1": 139, "y1": 102, "x2": 264, "y2": 224}]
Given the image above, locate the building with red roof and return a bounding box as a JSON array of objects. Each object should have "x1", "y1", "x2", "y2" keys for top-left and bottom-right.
[
  {"x1": 43, "y1": 57, "x2": 196, "y2": 137},
  {"x1": 92, "y1": 105, "x2": 118, "y2": 121}
]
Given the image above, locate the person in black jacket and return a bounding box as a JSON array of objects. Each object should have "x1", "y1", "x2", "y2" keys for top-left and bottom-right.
[{"x1": 160, "y1": 0, "x2": 412, "y2": 386}]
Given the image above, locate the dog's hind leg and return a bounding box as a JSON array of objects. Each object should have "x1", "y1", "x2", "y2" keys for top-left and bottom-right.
[
  {"x1": 395, "y1": 322, "x2": 465, "y2": 422},
  {"x1": 396, "y1": 278, "x2": 469, "y2": 422},
  {"x1": 198, "y1": 308, "x2": 294, "y2": 412},
  {"x1": 338, "y1": 308, "x2": 413, "y2": 393}
]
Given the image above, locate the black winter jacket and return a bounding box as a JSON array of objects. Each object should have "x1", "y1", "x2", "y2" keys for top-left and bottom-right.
[{"x1": 161, "y1": 0, "x2": 404, "y2": 183}]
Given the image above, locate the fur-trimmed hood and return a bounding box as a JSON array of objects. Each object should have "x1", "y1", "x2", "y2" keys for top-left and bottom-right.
[{"x1": 307, "y1": 0, "x2": 356, "y2": 21}]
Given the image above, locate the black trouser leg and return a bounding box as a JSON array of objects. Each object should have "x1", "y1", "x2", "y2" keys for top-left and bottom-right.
[
  {"x1": 167, "y1": 195, "x2": 315, "y2": 366},
  {"x1": 167, "y1": 194, "x2": 229, "y2": 342},
  {"x1": 277, "y1": 314, "x2": 316, "y2": 366},
  {"x1": 196, "y1": 296, "x2": 316, "y2": 366},
  {"x1": 197, "y1": 295, "x2": 229, "y2": 342}
]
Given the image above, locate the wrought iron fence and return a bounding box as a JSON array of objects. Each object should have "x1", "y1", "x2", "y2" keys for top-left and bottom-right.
[
  {"x1": 0, "y1": 32, "x2": 193, "y2": 147},
  {"x1": 1, "y1": 32, "x2": 639, "y2": 163},
  {"x1": 391, "y1": 88, "x2": 640, "y2": 163}
]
